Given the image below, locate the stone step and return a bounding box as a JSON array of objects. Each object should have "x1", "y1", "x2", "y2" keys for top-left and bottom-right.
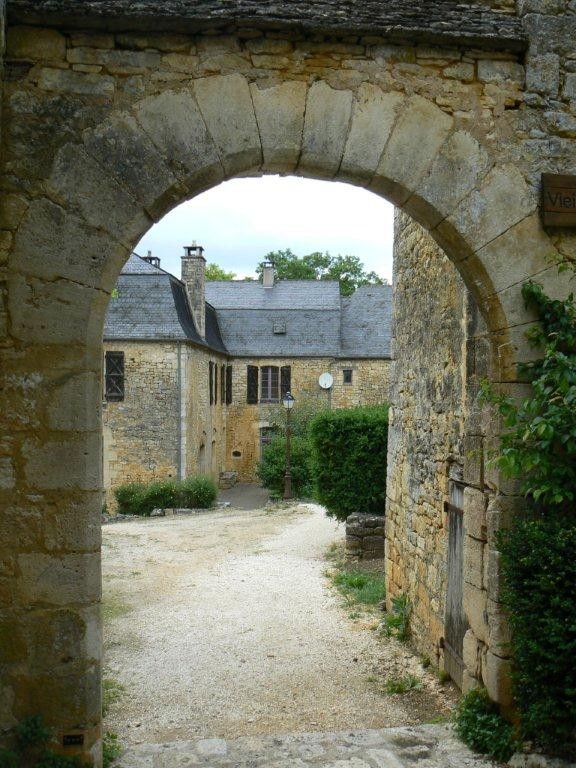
[{"x1": 116, "y1": 724, "x2": 498, "y2": 767}]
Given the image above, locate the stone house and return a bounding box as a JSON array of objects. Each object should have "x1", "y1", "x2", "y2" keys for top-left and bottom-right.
[{"x1": 103, "y1": 249, "x2": 392, "y2": 502}]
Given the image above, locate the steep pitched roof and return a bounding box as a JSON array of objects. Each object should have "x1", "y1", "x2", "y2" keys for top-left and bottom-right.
[
  {"x1": 206, "y1": 279, "x2": 392, "y2": 358},
  {"x1": 103, "y1": 254, "x2": 227, "y2": 354}
]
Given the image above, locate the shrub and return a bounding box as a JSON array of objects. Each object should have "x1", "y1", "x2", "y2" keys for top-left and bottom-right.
[
  {"x1": 256, "y1": 435, "x2": 314, "y2": 498},
  {"x1": 454, "y1": 688, "x2": 517, "y2": 762},
  {"x1": 381, "y1": 593, "x2": 411, "y2": 642},
  {"x1": 102, "y1": 733, "x2": 122, "y2": 768},
  {"x1": 332, "y1": 569, "x2": 386, "y2": 606},
  {"x1": 180, "y1": 475, "x2": 217, "y2": 508},
  {"x1": 113, "y1": 482, "x2": 147, "y2": 516},
  {"x1": 499, "y1": 511, "x2": 576, "y2": 754},
  {"x1": 139, "y1": 480, "x2": 180, "y2": 514},
  {"x1": 309, "y1": 405, "x2": 389, "y2": 521},
  {"x1": 384, "y1": 674, "x2": 422, "y2": 694}
]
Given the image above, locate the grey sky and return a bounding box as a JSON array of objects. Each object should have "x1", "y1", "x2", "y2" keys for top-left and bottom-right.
[{"x1": 136, "y1": 176, "x2": 395, "y2": 282}]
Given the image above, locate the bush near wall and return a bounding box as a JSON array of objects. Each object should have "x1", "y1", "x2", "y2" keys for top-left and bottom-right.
[
  {"x1": 114, "y1": 475, "x2": 217, "y2": 516},
  {"x1": 256, "y1": 435, "x2": 314, "y2": 499},
  {"x1": 309, "y1": 405, "x2": 389, "y2": 521}
]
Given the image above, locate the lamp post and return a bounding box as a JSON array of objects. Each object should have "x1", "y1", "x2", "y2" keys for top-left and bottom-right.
[{"x1": 282, "y1": 391, "x2": 295, "y2": 500}]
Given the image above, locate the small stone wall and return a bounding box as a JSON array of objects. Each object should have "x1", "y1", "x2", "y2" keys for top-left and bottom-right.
[{"x1": 346, "y1": 513, "x2": 385, "y2": 560}]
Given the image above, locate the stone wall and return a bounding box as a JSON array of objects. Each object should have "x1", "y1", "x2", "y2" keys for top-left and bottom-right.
[
  {"x1": 102, "y1": 341, "x2": 228, "y2": 509},
  {"x1": 346, "y1": 512, "x2": 385, "y2": 561},
  {"x1": 226, "y1": 356, "x2": 390, "y2": 481},
  {"x1": 386, "y1": 210, "x2": 492, "y2": 682}
]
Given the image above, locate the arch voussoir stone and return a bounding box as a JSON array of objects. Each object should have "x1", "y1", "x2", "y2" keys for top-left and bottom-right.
[
  {"x1": 193, "y1": 74, "x2": 263, "y2": 178},
  {"x1": 250, "y1": 81, "x2": 308, "y2": 174}
]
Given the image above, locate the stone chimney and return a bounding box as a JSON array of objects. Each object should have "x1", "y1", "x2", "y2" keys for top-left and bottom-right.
[
  {"x1": 181, "y1": 242, "x2": 206, "y2": 338},
  {"x1": 262, "y1": 260, "x2": 275, "y2": 288},
  {"x1": 143, "y1": 249, "x2": 161, "y2": 269}
]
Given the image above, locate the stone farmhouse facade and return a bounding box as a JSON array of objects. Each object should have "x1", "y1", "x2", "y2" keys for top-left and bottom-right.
[{"x1": 103, "y1": 250, "x2": 392, "y2": 500}]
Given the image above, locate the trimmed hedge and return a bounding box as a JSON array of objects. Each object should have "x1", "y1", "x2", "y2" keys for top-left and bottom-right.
[
  {"x1": 114, "y1": 475, "x2": 217, "y2": 516},
  {"x1": 256, "y1": 435, "x2": 314, "y2": 499},
  {"x1": 499, "y1": 510, "x2": 576, "y2": 755},
  {"x1": 309, "y1": 405, "x2": 389, "y2": 521}
]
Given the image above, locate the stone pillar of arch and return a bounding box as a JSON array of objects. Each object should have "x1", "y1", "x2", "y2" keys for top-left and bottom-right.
[{"x1": 0, "y1": 27, "x2": 570, "y2": 764}]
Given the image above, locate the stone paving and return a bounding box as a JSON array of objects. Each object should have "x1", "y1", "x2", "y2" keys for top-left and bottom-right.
[{"x1": 116, "y1": 724, "x2": 498, "y2": 768}]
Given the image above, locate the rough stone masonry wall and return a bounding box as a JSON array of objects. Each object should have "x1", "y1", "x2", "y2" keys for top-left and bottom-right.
[
  {"x1": 102, "y1": 341, "x2": 228, "y2": 511},
  {"x1": 386, "y1": 210, "x2": 492, "y2": 682},
  {"x1": 226, "y1": 356, "x2": 390, "y2": 481}
]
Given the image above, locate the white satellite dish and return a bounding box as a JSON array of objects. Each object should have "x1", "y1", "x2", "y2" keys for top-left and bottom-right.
[{"x1": 318, "y1": 372, "x2": 333, "y2": 390}]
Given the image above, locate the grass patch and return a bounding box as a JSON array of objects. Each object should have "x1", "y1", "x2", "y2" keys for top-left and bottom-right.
[
  {"x1": 102, "y1": 592, "x2": 132, "y2": 621},
  {"x1": 333, "y1": 569, "x2": 386, "y2": 606},
  {"x1": 384, "y1": 674, "x2": 423, "y2": 694},
  {"x1": 102, "y1": 677, "x2": 125, "y2": 717},
  {"x1": 103, "y1": 732, "x2": 122, "y2": 768}
]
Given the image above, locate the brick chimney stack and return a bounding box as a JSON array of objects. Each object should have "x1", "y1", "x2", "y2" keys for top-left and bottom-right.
[
  {"x1": 262, "y1": 260, "x2": 275, "y2": 288},
  {"x1": 181, "y1": 242, "x2": 206, "y2": 338}
]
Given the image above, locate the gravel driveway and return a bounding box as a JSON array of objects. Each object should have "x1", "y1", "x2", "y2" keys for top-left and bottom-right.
[{"x1": 102, "y1": 503, "x2": 455, "y2": 746}]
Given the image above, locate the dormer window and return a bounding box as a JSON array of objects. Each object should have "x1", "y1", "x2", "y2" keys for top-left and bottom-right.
[{"x1": 273, "y1": 321, "x2": 286, "y2": 335}]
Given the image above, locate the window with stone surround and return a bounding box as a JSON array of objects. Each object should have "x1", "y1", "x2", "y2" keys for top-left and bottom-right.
[
  {"x1": 260, "y1": 365, "x2": 279, "y2": 402},
  {"x1": 343, "y1": 368, "x2": 353, "y2": 385},
  {"x1": 105, "y1": 351, "x2": 125, "y2": 401}
]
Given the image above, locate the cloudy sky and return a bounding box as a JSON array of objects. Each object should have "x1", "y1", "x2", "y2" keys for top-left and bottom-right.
[{"x1": 135, "y1": 175, "x2": 395, "y2": 282}]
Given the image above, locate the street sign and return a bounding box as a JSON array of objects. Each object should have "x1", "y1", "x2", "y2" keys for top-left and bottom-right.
[{"x1": 542, "y1": 173, "x2": 576, "y2": 227}]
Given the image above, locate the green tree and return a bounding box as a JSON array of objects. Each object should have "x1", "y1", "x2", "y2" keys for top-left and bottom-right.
[
  {"x1": 256, "y1": 249, "x2": 386, "y2": 296},
  {"x1": 205, "y1": 262, "x2": 236, "y2": 280}
]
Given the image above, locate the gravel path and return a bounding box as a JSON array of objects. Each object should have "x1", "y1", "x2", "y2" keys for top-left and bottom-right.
[{"x1": 102, "y1": 504, "x2": 455, "y2": 746}]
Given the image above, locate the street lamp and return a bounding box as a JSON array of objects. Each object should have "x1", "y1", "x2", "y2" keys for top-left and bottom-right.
[{"x1": 282, "y1": 391, "x2": 295, "y2": 500}]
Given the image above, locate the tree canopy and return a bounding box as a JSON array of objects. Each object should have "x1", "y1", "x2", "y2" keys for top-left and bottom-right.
[
  {"x1": 205, "y1": 262, "x2": 236, "y2": 280},
  {"x1": 256, "y1": 249, "x2": 386, "y2": 296}
]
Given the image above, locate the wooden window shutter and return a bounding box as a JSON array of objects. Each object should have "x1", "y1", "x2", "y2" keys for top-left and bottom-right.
[
  {"x1": 247, "y1": 365, "x2": 258, "y2": 404},
  {"x1": 226, "y1": 365, "x2": 232, "y2": 405},
  {"x1": 220, "y1": 364, "x2": 225, "y2": 403},
  {"x1": 214, "y1": 364, "x2": 218, "y2": 404},
  {"x1": 281, "y1": 365, "x2": 291, "y2": 397},
  {"x1": 209, "y1": 361, "x2": 213, "y2": 405},
  {"x1": 105, "y1": 351, "x2": 125, "y2": 401}
]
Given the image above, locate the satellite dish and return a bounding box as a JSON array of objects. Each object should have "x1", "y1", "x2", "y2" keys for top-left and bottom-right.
[{"x1": 318, "y1": 372, "x2": 333, "y2": 390}]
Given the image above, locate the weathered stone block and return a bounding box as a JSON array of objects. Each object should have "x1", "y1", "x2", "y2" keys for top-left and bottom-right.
[
  {"x1": 373, "y1": 95, "x2": 453, "y2": 206},
  {"x1": 194, "y1": 74, "x2": 262, "y2": 177},
  {"x1": 483, "y1": 650, "x2": 513, "y2": 707},
  {"x1": 463, "y1": 486, "x2": 487, "y2": 541},
  {"x1": 38, "y1": 68, "x2": 114, "y2": 98},
  {"x1": 339, "y1": 85, "x2": 403, "y2": 184},
  {"x1": 526, "y1": 53, "x2": 559, "y2": 96},
  {"x1": 133, "y1": 90, "x2": 224, "y2": 190},
  {"x1": 47, "y1": 372, "x2": 102, "y2": 432},
  {"x1": 563, "y1": 72, "x2": 576, "y2": 101},
  {"x1": 463, "y1": 581, "x2": 488, "y2": 644},
  {"x1": 478, "y1": 60, "x2": 525, "y2": 86},
  {"x1": 250, "y1": 81, "x2": 307, "y2": 172},
  {"x1": 17, "y1": 553, "x2": 101, "y2": 606},
  {"x1": 22, "y1": 434, "x2": 102, "y2": 491},
  {"x1": 463, "y1": 434, "x2": 483, "y2": 488},
  {"x1": 485, "y1": 547, "x2": 503, "y2": 603},
  {"x1": 487, "y1": 598, "x2": 512, "y2": 658},
  {"x1": 0, "y1": 193, "x2": 29, "y2": 230},
  {"x1": 463, "y1": 535, "x2": 485, "y2": 590},
  {"x1": 299, "y1": 81, "x2": 353, "y2": 178},
  {"x1": 7, "y1": 26, "x2": 66, "y2": 60},
  {"x1": 462, "y1": 628, "x2": 482, "y2": 677}
]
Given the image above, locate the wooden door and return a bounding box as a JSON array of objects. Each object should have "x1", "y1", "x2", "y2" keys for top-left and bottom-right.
[{"x1": 444, "y1": 480, "x2": 469, "y2": 688}]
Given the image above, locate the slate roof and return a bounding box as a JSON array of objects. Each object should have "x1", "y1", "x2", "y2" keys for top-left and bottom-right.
[
  {"x1": 104, "y1": 254, "x2": 392, "y2": 358},
  {"x1": 206, "y1": 279, "x2": 392, "y2": 358},
  {"x1": 103, "y1": 253, "x2": 227, "y2": 354}
]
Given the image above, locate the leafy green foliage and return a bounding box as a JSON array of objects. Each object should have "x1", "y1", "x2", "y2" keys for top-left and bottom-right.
[
  {"x1": 256, "y1": 249, "x2": 386, "y2": 296},
  {"x1": 384, "y1": 674, "x2": 422, "y2": 694},
  {"x1": 15, "y1": 715, "x2": 51, "y2": 750},
  {"x1": 332, "y1": 569, "x2": 386, "y2": 606},
  {"x1": 6, "y1": 716, "x2": 89, "y2": 768},
  {"x1": 309, "y1": 405, "x2": 389, "y2": 521},
  {"x1": 180, "y1": 475, "x2": 218, "y2": 508},
  {"x1": 102, "y1": 733, "x2": 122, "y2": 768},
  {"x1": 256, "y1": 435, "x2": 314, "y2": 499},
  {"x1": 36, "y1": 754, "x2": 84, "y2": 768},
  {"x1": 205, "y1": 263, "x2": 236, "y2": 281},
  {"x1": 264, "y1": 397, "x2": 328, "y2": 438},
  {"x1": 381, "y1": 593, "x2": 411, "y2": 642},
  {"x1": 0, "y1": 749, "x2": 19, "y2": 768},
  {"x1": 482, "y1": 281, "x2": 576, "y2": 508},
  {"x1": 114, "y1": 475, "x2": 217, "y2": 515},
  {"x1": 499, "y1": 512, "x2": 576, "y2": 754},
  {"x1": 454, "y1": 688, "x2": 518, "y2": 762},
  {"x1": 102, "y1": 677, "x2": 125, "y2": 718}
]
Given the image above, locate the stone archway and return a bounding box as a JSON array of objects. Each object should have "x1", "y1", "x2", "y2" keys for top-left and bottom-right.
[{"x1": 0, "y1": 11, "x2": 572, "y2": 764}]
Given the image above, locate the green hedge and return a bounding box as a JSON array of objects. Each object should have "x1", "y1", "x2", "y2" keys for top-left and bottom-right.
[
  {"x1": 256, "y1": 435, "x2": 314, "y2": 499},
  {"x1": 309, "y1": 405, "x2": 389, "y2": 521},
  {"x1": 114, "y1": 475, "x2": 217, "y2": 516},
  {"x1": 499, "y1": 511, "x2": 576, "y2": 754}
]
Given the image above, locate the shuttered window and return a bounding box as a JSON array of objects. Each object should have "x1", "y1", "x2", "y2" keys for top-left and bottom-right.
[
  {"x1": 105, "y1": 351, "x2": 125, "y2": 401},
  {"x1": 214, "y1": 364, "x2": 218, "y2": 405},
  {"x1": 209, "y1": 361, "x2": 214, "y2": 405},
  {"x1": 247, "y1": 365, "x2": 258, "y2": 404},
  {"x1": 221, "y1": 364, "x2": 226, "y2": 404},
  {"x1": 280, "y1": 365, "x2": 291, "y2": 397},
  {"x1": 226, "y1": 365, "x2": 232, "y2": 405}
]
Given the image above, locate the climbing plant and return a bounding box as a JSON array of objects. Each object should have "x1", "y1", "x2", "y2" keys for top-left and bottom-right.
[{"x1": 482, "y1": 277, "x2": 576, "y2": 756}]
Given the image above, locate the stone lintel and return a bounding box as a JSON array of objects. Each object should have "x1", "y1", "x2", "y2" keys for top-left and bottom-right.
[{"x1": 8, "y1": 1, "x2": 528, "y2": 53}]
